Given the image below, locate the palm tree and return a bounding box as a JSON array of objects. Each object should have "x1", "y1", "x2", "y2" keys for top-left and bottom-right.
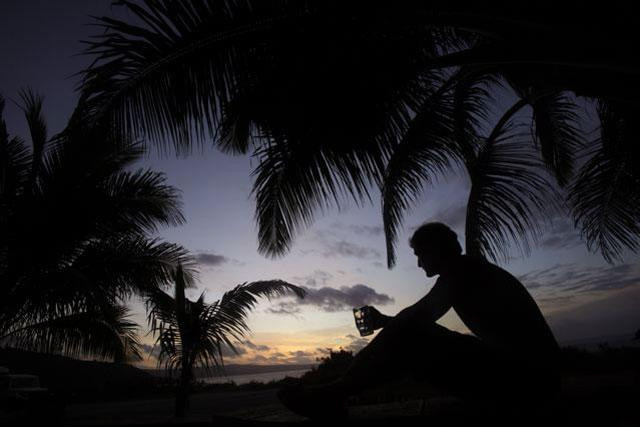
[
  {"x1": 0, "y1": 91, "x2": 194, "y2": 362},
  {"x1": 145, "y1": 265, "x2": 304, "y2": 417},
  {"x1": 78, "y1": 1, "x2": 640, "y2": 265},
  {"x1": 382, "y1": 73, "x2": 572, "y2": 264}
]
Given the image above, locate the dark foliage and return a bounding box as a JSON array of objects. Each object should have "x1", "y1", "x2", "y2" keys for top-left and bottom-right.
[
  {"x1": 0, "y1": 92, "x2": 193, "y2": 362},
  {"x1": 79, "y1": 1, "x2": 640, "y2": 264},
  {"x1": 146, "y1": 265, "x2": 304, "y2": 416},
  {"x1": 299, "y1": 349, "x2": 355, "y2": 386}
]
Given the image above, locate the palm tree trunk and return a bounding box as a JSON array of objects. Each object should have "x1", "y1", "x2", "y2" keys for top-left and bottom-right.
[
  {"x1": 175, "y1": 358, "x2": 192, "y2": 417},
  {"x1": 174, "y1": 264, "x2": 191, "y2": 417}
]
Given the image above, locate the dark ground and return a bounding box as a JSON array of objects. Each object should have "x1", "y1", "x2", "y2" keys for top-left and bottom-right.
[
  {"x1": 2, "y1": 346, "x2": 639, "y2": 426},
  {"x1": 60, "y1": 369, "x2": 638, "y2": 426}
]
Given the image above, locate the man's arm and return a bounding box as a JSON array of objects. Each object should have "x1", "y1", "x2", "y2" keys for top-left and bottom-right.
[
  {"x1": 367, "y1": 308, "x2": 393, "y2": 330},
  {"x1": 383, "y1": 278, "x2": 453, "y2": 330}
]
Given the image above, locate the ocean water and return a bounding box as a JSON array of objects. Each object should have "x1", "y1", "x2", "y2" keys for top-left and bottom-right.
[{"x1": 200, "y1": 368, "x2": 310, "y2": 385}]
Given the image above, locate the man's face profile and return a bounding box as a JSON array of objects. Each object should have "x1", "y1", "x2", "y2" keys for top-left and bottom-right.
[{"x1": 414, "y1": 246, "x2": 439, "y2": 277}]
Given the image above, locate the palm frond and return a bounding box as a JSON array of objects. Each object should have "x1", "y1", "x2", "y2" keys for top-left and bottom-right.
[
  {"x1": 465, "y1": 113, "x2": 559, "y2": 262},
  {"x1": 103, "y1": 169, "x2": 185, "y2": 233},
  {"x1": 146, "y1": 276, "x2": 304, "y2": 374},
  {"x1": 570, "y1": 100, "x2": 640, "y2": 262},
  {"x1": 2, "y1": 302, "x2": 142, "y2": 363},
  {"x1": 72, "y1": 236, "x2": 196, "y2": 296},
  {"x1": 530, "y1": 92, "x2": 583, "y2": 186},
  {"x1": 381, "y1": 80, "x2": 457, "y2": 268},
  {"x1": 200, "y1": 279, "x2": 304, "y2": 371},
  {"x1": 452, "y1": 69, "x2": 499, "y2": 161},
  {"x1": 18, "y1": 126, "x2": 186, "y2": 269},
  {"x1": 1, "y1": 92, "x2": 190, "y2": 363},
  {"x1": 80, "y1": 0, "x2": 307, "y2": 150},
  {"x1": 248, "y1": 49, "x2": 435, "y2": 258},
  {"x1": 252, "y1": 136, "x2": 382, "y2": 257},
  {"x1": 209, "y1": 279, "x2": 305, "y2": 343},
  {"x1": 16, "y1": 89, "x2": 47, "y2": 188},
  {"x1": 0, "y1": 96, "x2": 31, "y2": 200},
  {"x1": 3, "y1": 237, "x2": 193, "y2": 350}
]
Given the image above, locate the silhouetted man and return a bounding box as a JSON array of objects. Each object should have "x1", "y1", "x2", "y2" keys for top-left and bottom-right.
[{"x1": 278, "y1": 222, "x2": 560, "y2": 419}]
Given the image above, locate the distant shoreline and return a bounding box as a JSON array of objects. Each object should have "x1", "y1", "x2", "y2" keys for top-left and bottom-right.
[
  {"x1": 144, "y1": 363, "x2": 316, "y2": 378},
  {"x1": 201, "y1": 368, "x2": 310, "y2": 385}
]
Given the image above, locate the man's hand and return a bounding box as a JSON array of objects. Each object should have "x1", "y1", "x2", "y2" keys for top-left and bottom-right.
[{"x1": 366, "y1": 306, "x2": 392, "y2": 331}]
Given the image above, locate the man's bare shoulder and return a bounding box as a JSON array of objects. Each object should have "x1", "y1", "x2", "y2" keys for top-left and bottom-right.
[
  {"x1": 442, "y1": 255, "x2": 521, "y2": 287},
  {"x1": 442, "y1": 254, "x2": 491, "y2": 278}
]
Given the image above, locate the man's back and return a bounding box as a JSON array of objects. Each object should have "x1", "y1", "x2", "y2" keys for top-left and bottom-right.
[{"x1": 439, "y1": 255, "x2": 559, "y2": 363}]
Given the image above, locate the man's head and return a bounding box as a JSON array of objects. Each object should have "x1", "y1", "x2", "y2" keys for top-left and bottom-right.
[{"x1": 409, "y1": 222, "x2": 462, "y2": 277}]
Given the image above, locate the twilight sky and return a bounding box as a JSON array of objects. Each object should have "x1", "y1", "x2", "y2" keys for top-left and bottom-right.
[{"x1": 2, "y1": 1, "x2": 639, "y2": 367}]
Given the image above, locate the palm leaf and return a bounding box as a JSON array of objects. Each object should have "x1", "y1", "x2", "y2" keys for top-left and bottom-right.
[
  {"x1": 71, "y1": 236, "x2": 196, "y2": 296},
  {"x1": 530, "y1": 92, "x2": 583, "y2": 186},
  {"x1": 202, "y1": 280, "x2": 305, "y2": 370},
  {"x1": 465, "y1": 108, "x2": 559, "y2": 261},
  {"x1": 252, "y1": 135, "x2": 384, "y2": 257},
  {"x1": 3, "y1": 237, "x2": 193, "y2": 353},
  {"x1": 0, "y1": 95, "x2": 31, "y2": 200},
  {"x1": 102, "y1": 169, "x2": 185, "y2": 234},
  {"x1": 2, "y1": 302, "x2": 142, "y2": 363},
  {"x1": 20, "y1": 127, "x2": 186, "y2": 270},
  {"x1": 381, "y1": 75, "x2": 458, "y2": 268},
  {"x1": 146, "y1": 275, "x2": 304, "y2": 374},
  {"x1": 452, "y1": 69, "x2": 499, "y2": 161},
  {"x1": 16, "y1": 89, "x2": 48, "y2": 189},
  {"x1": 80, "y1": 0, "x2": 307, "y2": 149},
  {"x1": 570, "y1": 100, "x2": 640, "y2": 262},
  {"x1": 1, "y1": 92, "x2": 191, "y2": 363}
]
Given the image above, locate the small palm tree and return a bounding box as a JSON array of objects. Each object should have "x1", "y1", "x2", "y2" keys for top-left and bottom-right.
[
  {"x1": 0, "y1": 91, "x2": 192, "y2": 362},
  {"x1": 145, "y1": 265, "x2": 305, "y2": 417}
]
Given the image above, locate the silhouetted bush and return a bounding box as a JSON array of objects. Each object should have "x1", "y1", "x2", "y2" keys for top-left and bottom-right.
[{"x1": 299, "y1": 349, "x2": 355, "y2": 385}]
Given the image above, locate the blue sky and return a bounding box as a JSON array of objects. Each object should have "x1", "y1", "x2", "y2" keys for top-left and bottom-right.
[{"x1": 2, "y1": 0, "x2": 639, "y2": 366}]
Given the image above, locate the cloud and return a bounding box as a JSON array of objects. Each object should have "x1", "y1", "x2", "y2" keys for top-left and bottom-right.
[
  {"x1": 304, "y1": 229, "x2": 382, "y2": 260},
  {"x1": 321, "y1": 223, "x2": 384, "y2": 237},
  {"x1": 193, "y1": 251, "x2": 244, "y2": 268},
  {"x1": 194, "y1": 252, "x2": 229, "y2": 266},
  {"x1": 245, "y1": 349, "x2": 319, "y2": 365},
  {"x1": 139, "y1": 343, "x2": 160, "y2": 360},
  {"x1": 315, "y1": 347, "x2": 332, "y2": 356},
  {"x1": 547, "y1": 284, "x2": 640, "y2": 342},
  {"x1": 538, "y1": 216, "x2": 583, "y2": 250},
  {"x1": 266, "y1": 301, "x2": 302, "y2": 316},
  {"x1": 139, "y1": 341, "x2": 252, "y2": 364},
  {"x1": 322, "y1": 240, "x2": 382, "y2": 259},
  {"x1": 248, "y1": 354, "x2": 270, "y2": 364},
  {"x1": 518, "y1": 261, "x2": 640, "y2": 309},
  {"x1": 345, "y1": 337, "x2": 370, "y2": 353},
  {"x1": 291, "y1": 270, "x2": 333, "y2": 287},
  {"x1": 428, "y1": 203, "x2": 468, "y2": 230},
  {"x1": 241, "y1": 340, "x2": 270, "y2": 352},
  {"x1": 342, "y1": 223, "x2": 384, "y2": 236},
  {"x1": 289, "y1": 350, "x2": 313, "y2": 357},
  {"x1": 286, "y1": 351, "x2": 317, "y2": 364},
  {"x1": 219, "y1": 342, "x2": 248, "y2": 358},
  {"x1": 268, "y1": 284, "x2": 394, "y2": 313},
  {"x1": 323, "y1": 334, "x2": 371, "y2": 355}
]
